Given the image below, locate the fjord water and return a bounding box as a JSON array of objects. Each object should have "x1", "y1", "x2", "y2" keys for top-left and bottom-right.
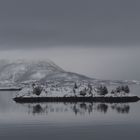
[{"x1": 0, "y1": 85, "x2": 140, "y2": 140}]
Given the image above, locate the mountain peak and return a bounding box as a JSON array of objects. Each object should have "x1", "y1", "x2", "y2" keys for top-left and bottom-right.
[{"x1": 0, "y1": 59, "x2": 64, "y2": 83}]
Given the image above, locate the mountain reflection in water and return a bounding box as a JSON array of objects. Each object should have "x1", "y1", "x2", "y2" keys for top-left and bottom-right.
[{"x1": 24, "y1": 102, "x2": 130, "y2": 115}]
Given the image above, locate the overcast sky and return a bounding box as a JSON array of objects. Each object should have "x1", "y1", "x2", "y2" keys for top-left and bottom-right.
[
  {"x1": 0, "y1": 0, "x2": 140, "y2": 80},
  {"x1": 0, "y1": 0, "x2": 140, "y2": 49}
]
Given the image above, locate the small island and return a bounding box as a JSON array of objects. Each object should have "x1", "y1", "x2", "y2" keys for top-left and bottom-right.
[{"x1": 13, "y1": 82, "x2": 140, "y2": 103}]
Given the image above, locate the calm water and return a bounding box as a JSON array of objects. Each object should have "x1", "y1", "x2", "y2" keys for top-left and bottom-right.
[{"x1": 0, "y1": 85, "x2": 140, "y2": 140}]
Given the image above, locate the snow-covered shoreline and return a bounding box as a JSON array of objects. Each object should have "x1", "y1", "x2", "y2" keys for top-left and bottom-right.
[
  {"x1": 13, "y1": 82, "x2": 140, "y2": 103},
  {"x1": 15, "y1": 87, "x2": 135, "y2": 98}
]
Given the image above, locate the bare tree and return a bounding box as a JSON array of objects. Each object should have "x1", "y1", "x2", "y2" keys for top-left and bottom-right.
[{"x1": 33, "y1": 85, "x2": 43, "y2": 96}]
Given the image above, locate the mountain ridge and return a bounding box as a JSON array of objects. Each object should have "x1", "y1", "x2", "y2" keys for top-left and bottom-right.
[
  {"x1": 0, "y1": 59, "x2": 138, "y2": 86},
  {"x1": 0, "y1": 59, "x2": 92, "y2": 84}
]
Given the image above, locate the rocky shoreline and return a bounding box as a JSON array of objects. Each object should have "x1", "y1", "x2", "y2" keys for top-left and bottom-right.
[{"x1": 13, "y1": 96, "x2": 140, "y2": 103}]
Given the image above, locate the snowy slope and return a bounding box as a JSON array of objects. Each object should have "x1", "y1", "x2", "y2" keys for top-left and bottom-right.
[
  {"x1": 0, "y1": 59, "x2": 94, "y2": 85},
  {"x1": 40, "y1": 71, "x2": 94, "y2": 84},
  {"x1": 0, "y1": 59, "x2": 138, "y2": 86},
  {"x1": 16, "y1": 83, "x2": 134, "y2": 98},
  {"x1": 0, "y1": 59, "x2": 64, "y2": 83}
]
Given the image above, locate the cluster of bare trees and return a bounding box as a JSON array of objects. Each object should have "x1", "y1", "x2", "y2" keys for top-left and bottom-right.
[
  {"x1": 32, "y1": 83, "x2": 43, "y2": 96},
  {"x1": 111, "y1": 85, "x2": 130, "y2": 94},
  {"x1": 73, "y1": 82, "x2": 130, "y2": 96},
  {"x1": 31, "y1": 82, "x2": 130, "y2": 97},
  {"x1": 96, "y1": 85, "x2": 108, "y2": 95},
  {"x1": 73, "y1": 83, "x2": 109, "y2": 96},
  {"x1": 73, "y1": 83, "x2": 93, "y2": 97}
]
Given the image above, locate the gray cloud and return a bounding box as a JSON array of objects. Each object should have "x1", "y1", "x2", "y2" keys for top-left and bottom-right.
[{"x1": 0, "y1": 0, "x2": 140, "y2": 49}]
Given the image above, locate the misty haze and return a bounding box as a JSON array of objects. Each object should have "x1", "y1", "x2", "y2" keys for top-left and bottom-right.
[{"x1": 0, "y1": 0, "x2": 140, "y2": 140}]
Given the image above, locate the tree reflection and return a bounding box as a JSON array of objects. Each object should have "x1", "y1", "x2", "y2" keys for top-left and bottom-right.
[
  {"x1": 111, "y1": 104, "x2": 130, "y2": 114},
  {"x1": 25, "y1": 102, "x2": 130, "y2": 115},
  {"x1": 96, "y1": 104, "x2": 108, "y2": 113},
  {"x1": 32, "y1": 104, "x2": 44, "y2": 114}
]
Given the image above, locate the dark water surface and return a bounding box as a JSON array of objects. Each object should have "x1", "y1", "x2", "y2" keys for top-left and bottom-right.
[{"x1": 0, "y1": 85, "x2": 140, "y2": 140}]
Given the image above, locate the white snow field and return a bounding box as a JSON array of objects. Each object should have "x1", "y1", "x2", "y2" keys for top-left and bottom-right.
[{"x1": 16, "y1": 82, "x2": 134, "y2": 98}]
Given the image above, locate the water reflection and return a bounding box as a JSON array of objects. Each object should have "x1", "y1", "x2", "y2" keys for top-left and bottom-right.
[
  {"x1": 96, "y1": 104, "x2": 108, "y2": 113},
  {"x1": 23, "y1": 102, "x2": 130, "y2": 115},
  {"x1": 111, "y1": 104, "x2": 130, "y2": 114}
]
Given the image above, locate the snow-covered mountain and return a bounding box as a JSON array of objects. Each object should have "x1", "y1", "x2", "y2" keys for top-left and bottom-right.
[
  {"x1": 0, "y1": 59, "x2": 138, "y2": 86},
  {"x1": 41, "y1": 71, "x2": 93, "y2": 82},
  {"x1": 0, "y1": 59, "x2": 92, "y2": 84},
  {"x1": 0, "y1": 59, "x2": 64, "y2": 83}
]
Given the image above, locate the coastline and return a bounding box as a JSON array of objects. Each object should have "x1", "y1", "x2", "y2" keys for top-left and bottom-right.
[{"x1": 13, "y1": 96, "x2": 140, "y2": 103}]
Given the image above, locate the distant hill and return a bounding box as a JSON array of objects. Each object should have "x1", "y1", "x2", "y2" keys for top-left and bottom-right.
[
  {"x1": 0, "y1": 59, "x2": 92, "y2": 84},
  {"x1": 0, "y1": 59, "x2": 138, "y2": 86}
]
